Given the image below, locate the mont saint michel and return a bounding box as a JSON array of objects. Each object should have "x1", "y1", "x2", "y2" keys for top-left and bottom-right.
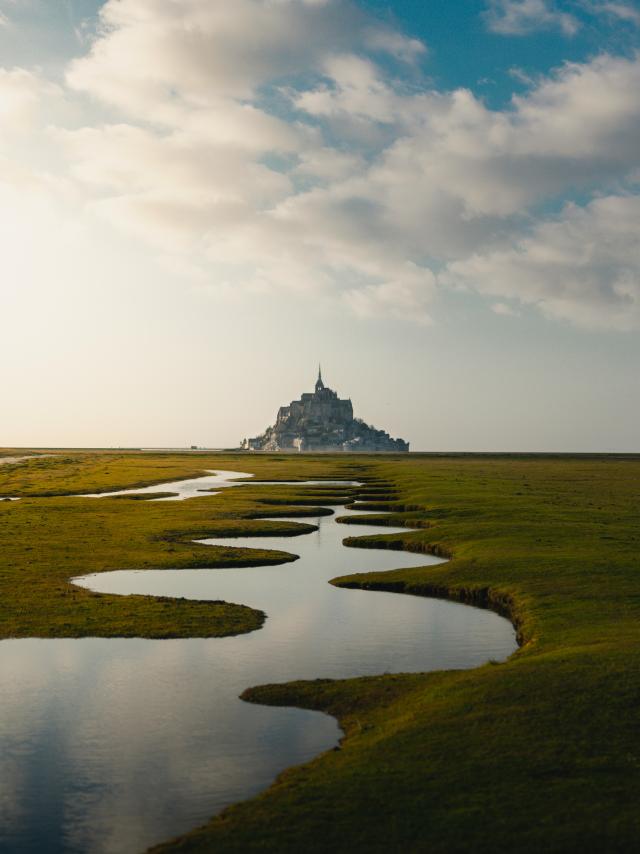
[{"x1": 241, "y1": 369, "x2": 409, "y2": 453}]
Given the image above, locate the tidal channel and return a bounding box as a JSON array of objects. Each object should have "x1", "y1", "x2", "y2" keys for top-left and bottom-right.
[{"x1": 0, "y1": 471, "x2": 517, "y2": 853}]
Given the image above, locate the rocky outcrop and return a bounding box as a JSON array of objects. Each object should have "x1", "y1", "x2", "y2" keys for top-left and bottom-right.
[{"x1": 241, "y1": 370, "x2": 409, "y2": 453}]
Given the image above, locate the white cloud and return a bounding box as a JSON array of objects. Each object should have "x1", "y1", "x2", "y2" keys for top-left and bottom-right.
[
  {"x1": 55, "y1": 124, "x2": 292, "y2": 204},
  {"x1": 342, "y1": 265, "x2": 436, "y2": 325},
  {"x1": 66, "y1": 0, "x2": 424, "y2": 111},
  {"x1": 292, "y1": 52, "x2": 640, "y2": 219},
  {"x1": 484, "y1": 0, "x2": 580, "y2": 35},
  {"x1": 3, "y1": 0, "x2": 640, "y2": 330},
  {"x1": 292, "y1": 53, "x2": 425, "y2": 127},
  {"x1": 442, "y1": 195, "x2": 640, "y2": 330},
  {"x1": 363, "y1": 27, "x2": 427, "y2": 62},
  {"x1": 59, "y1": 40, "x2": 640, "y2": 326},
  {"x1": 591, "y1": 2, "x2": 640, "y2": 25},
  {"x1": 0, "y1": 68, "x2": 60, "y2": 134},
  {"x1": 492, "y1": 302, "x2": 521, "y2": 316},
  {"x1": 293, "y1": 147, "x2": 365, "y2": 181}
]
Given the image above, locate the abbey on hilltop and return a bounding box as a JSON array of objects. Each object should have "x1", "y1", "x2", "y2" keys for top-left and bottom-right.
[{"x1": 241, "y1": 368, "x2": 409, "y2": 453}]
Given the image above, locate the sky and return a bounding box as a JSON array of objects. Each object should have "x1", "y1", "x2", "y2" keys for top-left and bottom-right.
[{"x1": 1, "y1": 0, "x2": 639, "y2": 452}]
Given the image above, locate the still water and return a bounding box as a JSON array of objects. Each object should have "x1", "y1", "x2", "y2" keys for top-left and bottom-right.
[
  {"x1": 77, "y1": 469, "x2": 257, "y2": 501},
  {"x1": 0, "y1": 473, "x2": 517, "y2": 853}
]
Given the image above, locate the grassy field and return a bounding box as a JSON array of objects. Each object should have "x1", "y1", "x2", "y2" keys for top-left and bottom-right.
[
  {"x1": 0, "y1": 452, "x2": 359, "y2": 638},
  {"x1": 2, "y1": 452, "x2": 640, "y2": 851}
]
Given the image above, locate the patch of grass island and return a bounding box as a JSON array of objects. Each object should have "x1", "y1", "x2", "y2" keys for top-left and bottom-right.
[{"x1": 3, "y1": 452, "x2": 640, "y2": 851}]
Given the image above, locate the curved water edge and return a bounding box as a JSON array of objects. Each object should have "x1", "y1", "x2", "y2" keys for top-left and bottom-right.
[
  {"x1": 0, "y1": 470, "x2": 518, "y2": 854},
  {"x1": 76, "y1": 468, "x2": 256, "y2": 500},
  {"x1": 75, "y1": 468, "x2": 356, "y2": 501}
]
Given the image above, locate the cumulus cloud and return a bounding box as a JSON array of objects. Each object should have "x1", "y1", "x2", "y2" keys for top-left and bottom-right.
[
  {"x1": 442, "y1": 195, "x2": 640, "y2": 330},
  {"x1": 484, "y1": 0, "x2": 580, "y2": 35},
  {"x1": 4, "y1": 0, "x2": 639, "y2": 329},
  {"x1": 298, "y1": 52, "x2": 640, "y2": 204},
  {"x1": 66, "y1": 0, "x2": 423, "y2": 111},
  {"x1": 54, "y1": 0, "x2": 439, "y2": 317}
]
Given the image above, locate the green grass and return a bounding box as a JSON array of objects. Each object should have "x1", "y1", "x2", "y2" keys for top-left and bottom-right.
[
  {"x1": 148, "y1": 454, "x2": 640, "y2": 853},
  {"x1": 3, "y1": 452, "x2": 640, "y2": 851}
]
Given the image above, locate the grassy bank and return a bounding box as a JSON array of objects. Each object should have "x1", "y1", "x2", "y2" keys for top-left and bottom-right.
[{"x1": 150, "y1": 454, "x2": 640, "y2": 852}]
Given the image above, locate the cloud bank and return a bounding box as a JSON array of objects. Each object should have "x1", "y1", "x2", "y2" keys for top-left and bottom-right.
[{"x1": 2, "y1": 0, "x2": 640, "y2": 329}]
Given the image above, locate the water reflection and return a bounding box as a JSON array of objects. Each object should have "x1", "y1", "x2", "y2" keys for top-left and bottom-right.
[
  {"x1": 0, "y1": 474, "x2": 518, "y2": 853},
  {"x1": 77, "y1": 469, "x2": 357, "y2": 502},
  {"x1": 0, "y1": 638, "x2": 338, "y2": 854},
  {"x1": 77, "y1": 469, "x2": 255, "y2": 501}
]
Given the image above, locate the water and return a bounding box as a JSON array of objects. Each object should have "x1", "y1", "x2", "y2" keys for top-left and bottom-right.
[
  {"x1": 77, "y1": 469, "x2": 353, "y2": 501},
  {"x1": 77, "y1": 469, "x2": 256, "y2": 501},
  {"x1": 0, "y1": 472, "x2": 517, "y2": 854}
]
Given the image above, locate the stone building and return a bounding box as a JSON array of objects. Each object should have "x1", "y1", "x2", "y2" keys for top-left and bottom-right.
[{"x1": 241, "y1": 368, "x2": 409, "y2": 453}]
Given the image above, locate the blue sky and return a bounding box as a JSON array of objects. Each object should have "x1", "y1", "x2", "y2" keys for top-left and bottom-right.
[
  {"x1": 6, "y1": 1, "x2": 640, "y2": 89},
  {"x1": 366, "y1": 1, "x2": 640, "y2": 96},
  {"x1": 0, "y1": 0, "x2": 639, "y2": 450}
]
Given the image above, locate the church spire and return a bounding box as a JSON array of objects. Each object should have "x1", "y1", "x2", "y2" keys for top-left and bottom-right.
[{"x1": 315, "y1": 364, "x2": 325, "y2": 392}]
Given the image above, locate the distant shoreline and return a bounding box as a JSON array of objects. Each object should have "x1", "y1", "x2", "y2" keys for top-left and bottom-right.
[{"x1": 3, "y1": 447, "x2": 640, "y2": 458}]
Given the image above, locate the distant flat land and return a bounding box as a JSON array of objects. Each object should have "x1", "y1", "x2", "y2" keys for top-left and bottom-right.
[{"x1": 2, "y1": 451, "x2": 640, "y2": 851}]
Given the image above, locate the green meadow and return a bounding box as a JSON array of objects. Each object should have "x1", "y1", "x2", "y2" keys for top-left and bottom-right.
[{"x1": 2, "y1": 452, "x2": 639, "y2": 851}]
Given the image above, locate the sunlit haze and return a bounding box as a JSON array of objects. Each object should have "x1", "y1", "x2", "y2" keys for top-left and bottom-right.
[{"x1": 1, "y1": 0, "x2": 639, "y2": 451}]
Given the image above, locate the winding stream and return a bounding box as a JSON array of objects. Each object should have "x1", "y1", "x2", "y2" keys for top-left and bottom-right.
[{"x1": 0, "y1": 471, "x2": 517, "y2": 854}]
